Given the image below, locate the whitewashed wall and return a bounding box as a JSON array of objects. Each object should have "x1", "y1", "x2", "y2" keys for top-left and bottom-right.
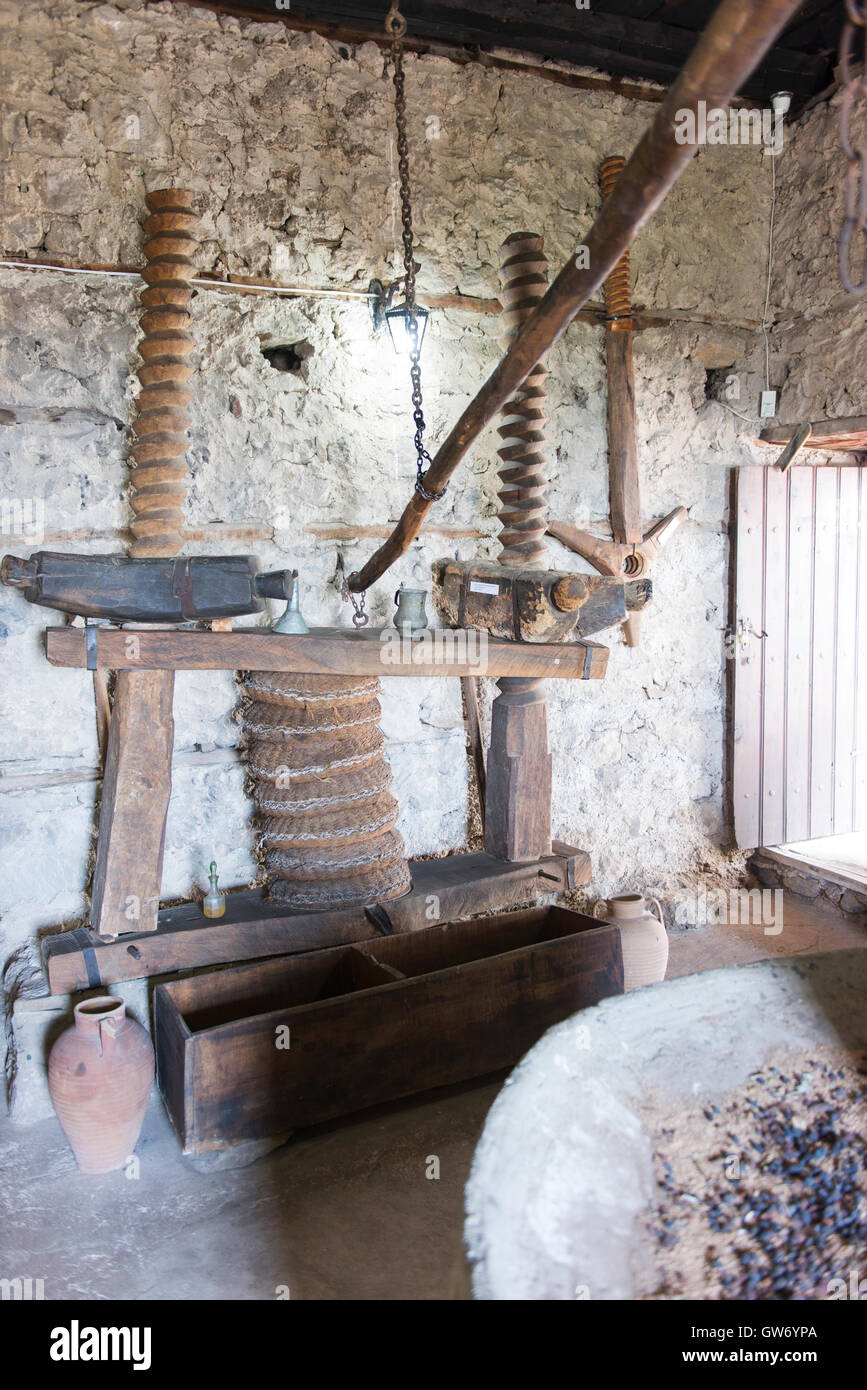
[{"x1": 1, "y1": 0, "x2": 798, "y2": 1110}]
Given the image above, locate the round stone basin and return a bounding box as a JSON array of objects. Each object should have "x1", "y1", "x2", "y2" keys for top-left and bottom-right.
[{"x1": 464, "y1": 949, "x2": 867, "y2": 1300}]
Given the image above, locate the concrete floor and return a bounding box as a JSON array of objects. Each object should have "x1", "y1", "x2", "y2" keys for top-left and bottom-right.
[{"x1": 1, "y1": 892, "x2": 864, "y2": 1301}]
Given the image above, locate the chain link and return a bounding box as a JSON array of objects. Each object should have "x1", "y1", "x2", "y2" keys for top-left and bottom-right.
[
  {"x1": 341, "y1": 580, "x2": 369, "y2": 628},
  {"x1": 389, "y1": 2, "x2": 446, "y2": 503},
  {"x1": 340, "y1": 2, "x2": 443, "y2": 623},
  {"x1": 839, "y1": 0, "x2": 867, "y2": 294}
]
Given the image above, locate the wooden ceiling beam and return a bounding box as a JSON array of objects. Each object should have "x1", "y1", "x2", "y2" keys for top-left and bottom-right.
[{"x1": 179, "y1": 0, "x2": 827, "y2": 97}]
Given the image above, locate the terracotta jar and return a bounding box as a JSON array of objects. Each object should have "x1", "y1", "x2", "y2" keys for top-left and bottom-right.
[
  {"x1": 48, "y1": 996, "x2": 154, "y2": 1175},
  {"x1": 594, "y1": 894, "x2": 668, "y2": 991}
]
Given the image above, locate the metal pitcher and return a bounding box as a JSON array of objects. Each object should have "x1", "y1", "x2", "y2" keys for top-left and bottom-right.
[{"x1": 393, "y1": 586, "x2": 428, "y2": 634}]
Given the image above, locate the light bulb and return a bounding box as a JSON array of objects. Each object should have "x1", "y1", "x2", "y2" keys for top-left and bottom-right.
[
  {"x1": 771, "y1": 91, "x2": 792, "y2": 119},
  {"x1": 385, "y1": 302, "x2": 429, "y2": 355}
]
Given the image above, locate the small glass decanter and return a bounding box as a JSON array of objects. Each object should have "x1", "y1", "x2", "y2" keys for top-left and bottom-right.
[{"x1": 203, "y1": 860, "x2": 226, "y2": 919}]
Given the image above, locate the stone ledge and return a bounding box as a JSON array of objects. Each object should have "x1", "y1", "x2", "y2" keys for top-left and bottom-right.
[{"x1": 750, "y1": 851, "x2": 867, "y2": 919}]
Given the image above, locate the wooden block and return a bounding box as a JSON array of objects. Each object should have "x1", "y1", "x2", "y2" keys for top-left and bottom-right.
[
  {"x1": 154, "y1": 907, "x2": 624, "y2": 1154},
  {"x1": 757, "y1": 415, "x2": 867, "y2": 452},
  {"x1": 432, "y1": 557, "x2": 635, "y2": 641},
  {"x1": 90, "y1": 668, "x2": 174, "y2": 938},
  {"x1": 44, "y1": 625, "x2": 609, "y2": 680},
  {"x1": 1, "y1": 551, "x2": 263, "y2": 622},
  {"x1": 44, "y1": 849, "x2": 591, "y2": 993},
  {"x1": 484, "y1": 679, "x2": 552, "y2": 862}
]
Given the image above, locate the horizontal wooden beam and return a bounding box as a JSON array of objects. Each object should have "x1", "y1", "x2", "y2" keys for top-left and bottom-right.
[
  {"x1": 44, "y1": 626, "x2": 609, "y2": 680},
  {"x1": 43, "y1": 847, "x2": 591, "y2": 992},
  {"x1": 0, "y1": 262, "x2": 764, "y2": 336},
  {"x1": 757, "y1": 415, "x2": 867, "y2": 453},
  {"x1": 178, "y1": 0, "x2": 672, "y2": 101},
  {"x1": 181, "y1": 0, "x2": 825, "y2": 96},
  {"x1": 303, "y1": 523, "x2": 484, "y2": 539}
]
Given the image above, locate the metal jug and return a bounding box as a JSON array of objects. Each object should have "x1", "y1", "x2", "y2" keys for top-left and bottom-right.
[{"x1": 394, "y1": 586, "x2": 428, "y2": 634}]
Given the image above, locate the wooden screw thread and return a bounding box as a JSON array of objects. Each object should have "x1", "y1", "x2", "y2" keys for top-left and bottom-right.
[
  {"x1": 496, "y1": 232, "x2": 549, "y2": 569},
  {"x1": 129, "y1": 189, "x2": 199, "y2": 559},
  {"x1": 599, "y1": 158, "x2": 632, "y2": 330}
]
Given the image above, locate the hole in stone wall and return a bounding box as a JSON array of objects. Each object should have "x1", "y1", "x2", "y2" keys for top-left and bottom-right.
[
  {"x1": 261, "y1": 341, "x2": 313, "y2": 375},
  {"x1": 703, "y1": 364, "x2": 739, "y2": 404}
]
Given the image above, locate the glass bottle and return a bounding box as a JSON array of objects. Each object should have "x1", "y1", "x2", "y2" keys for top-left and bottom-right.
[{"x1": 203, "y1": 861, "x2": 226, "y2": 919}]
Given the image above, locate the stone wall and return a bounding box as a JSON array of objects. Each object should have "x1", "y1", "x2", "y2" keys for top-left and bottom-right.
[
  {"x1": 771, "y1": 91, "x2": 867, "y2": 424},
  {"x1": 1, "y1": 0, "x2": 793, "y2": 1112}
]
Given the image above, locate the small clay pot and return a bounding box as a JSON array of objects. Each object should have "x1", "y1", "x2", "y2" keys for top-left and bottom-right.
[
  {"x1": 594, "y1": 893, "x2": 668, "y2": 991},
  {"x1": 47, "y1": 996, "x2": 154, "y2": 1175}
]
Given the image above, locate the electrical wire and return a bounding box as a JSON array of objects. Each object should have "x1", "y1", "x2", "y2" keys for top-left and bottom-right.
[
  {"x1": 718, "y1": 399, "x2": 759, "y2": 425},
  {"x1": 761, "y1": 146, "x2": 777, "y2": 393},
  {"x1": 0, "y1": 258, "x2": 373, "y2": 300}
]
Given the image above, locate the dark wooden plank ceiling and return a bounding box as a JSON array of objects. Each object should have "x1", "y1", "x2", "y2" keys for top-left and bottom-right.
[{"x1": 184, "y1": 0, "x2": 845, "y2": 109}]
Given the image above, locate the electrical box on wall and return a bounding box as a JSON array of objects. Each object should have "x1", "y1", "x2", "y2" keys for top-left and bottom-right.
[{"x1": 760, "y1": 390, "x2": 778, "y2": 418}]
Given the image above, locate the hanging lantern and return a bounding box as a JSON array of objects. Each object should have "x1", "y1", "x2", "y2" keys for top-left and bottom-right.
[
  {"x1": 369, "y1": 279, "x2": 430, "y2": 356},
  {"x1": 385, "y1": 299, "x2": 429, "y2": 355}
]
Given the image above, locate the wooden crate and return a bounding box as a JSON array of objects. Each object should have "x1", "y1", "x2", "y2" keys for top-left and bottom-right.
[{"x1": 154, "y1": 906, "x2": 623, "y2": 1156}]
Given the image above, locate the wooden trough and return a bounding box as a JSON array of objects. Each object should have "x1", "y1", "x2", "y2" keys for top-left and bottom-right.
[{"x1": 154, "y1": 906, "x2": 623, "y2": 1158}]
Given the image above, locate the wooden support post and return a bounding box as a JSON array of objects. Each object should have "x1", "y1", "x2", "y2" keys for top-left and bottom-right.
[
  {"x1": 606, "y1": 328, "x2": 642, "y2": 549},
  {"x1": 483, "y1": 234, "x2": 553, "y2": 863},
  {"x1": 462, "y1": 675, "x2": 487, "y2": 814},
  {"x1": 90, "y1": 669, "x2": 175, "y2": 938},
  {"x1": 601, "y1": 154, "x2": 647, "y2": 648},
  {"x1": 89, "y1": 189, "x2": 200, "y2": 939},
  {"x1": 547, "y1": 159, "x2": 688, "y2": 647},
  {"x1": 485, "y1": 678, "x2": 552, "y2": 863}
]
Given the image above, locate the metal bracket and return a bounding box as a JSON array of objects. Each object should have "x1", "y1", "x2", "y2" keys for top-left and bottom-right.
[
  {"x1": 364, "y1": 904, "x2": 395, "y2": 936},
  {"x1": 70, "y1": 927, "x2": 102, "y2": 988}
]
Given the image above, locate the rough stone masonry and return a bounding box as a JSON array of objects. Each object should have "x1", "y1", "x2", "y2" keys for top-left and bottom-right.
[{"x1": 0, "y1": 1, "x2": 859, "y2": 1116}]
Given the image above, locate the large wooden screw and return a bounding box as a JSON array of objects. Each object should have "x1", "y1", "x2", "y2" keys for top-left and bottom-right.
[{"x1": 129, "y1": 189, "x2": 199, "y2": 559}]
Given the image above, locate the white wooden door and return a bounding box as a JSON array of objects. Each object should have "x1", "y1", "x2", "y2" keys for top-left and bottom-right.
[{"x1": 733, "y1": 465, "x2": 867, "y2": 849}]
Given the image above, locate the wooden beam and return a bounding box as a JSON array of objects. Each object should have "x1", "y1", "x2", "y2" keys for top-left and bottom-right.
[
  {"x1": 485, "y1": 679, "x2": 552, "y2": 862},
  {"x1": 177, "y1": 0, "x2": 673, "y2": 101},
  {"x1": 45, "y1": 625, "x2": 609, "y2": 680},
  {"x1": 178, "y1": 0, "x2": 824, "y2": 94},
  {"x1": 346, "y1": 0, "x2": 806, "y2": 594},
  {"x1": 606, "y1": 330, "x2": 643, "y2": 547},
  {"x1": 43, "y1": 847, "x2": 592, "y2": 992},
  {"x1": 462, "y1": 675, "x2": 487, "y2": 814},
  {"x1": 774, "y1": 422, "x2": 813, "y2": 472},
  {"x1": 0, "y1": 262, "x2": 766, "y2": 335},
  {"x1": 90, "y1": 669, "x2": 175, "y2": 938},
  {"x1": 303, "y1": 523, "x2": 484, "y2": 539},
  {"x1": 757, "y1": 415, "x2": 867, "y2": 453}
]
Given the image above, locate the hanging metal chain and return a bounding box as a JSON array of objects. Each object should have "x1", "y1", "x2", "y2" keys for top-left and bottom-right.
[
  {"x1": 341, "y1": 579, "x2": 369, "y2": 628},
  {"x1": 839, "y1": 0, "x2": 867, "y2": 294},
  {"x1": 387, "y1": 1, "x2": 446, "y2": 503}
]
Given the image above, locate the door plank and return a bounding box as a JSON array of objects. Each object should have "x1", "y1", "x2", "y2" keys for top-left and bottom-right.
[
  {"x1": 856, "y1": 471, "x2": 867, "y2": 830},
  {"x1": 809, "y1": 468, "x2": 839, "y2": 839},
  {"x1": 833, "y1": 468, "x2": 859, "y2": 834},
  {"x1": 761, "y1": 467, "x2": 788, "y2": 846},
  {"x1": 733, "y1": 467, "x2": 766, "y2": 848},
  {"x1": 783, "y1": 468, "x2": 813, "y2": 844}
]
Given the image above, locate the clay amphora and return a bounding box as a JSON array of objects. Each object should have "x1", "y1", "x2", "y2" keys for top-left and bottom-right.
[
  {"x1": 48, "y1": 996, "x2": 154, "y2": 1175},
  {"x1": 594, "y1": 893, "x2": 668, "y2": 991}
]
